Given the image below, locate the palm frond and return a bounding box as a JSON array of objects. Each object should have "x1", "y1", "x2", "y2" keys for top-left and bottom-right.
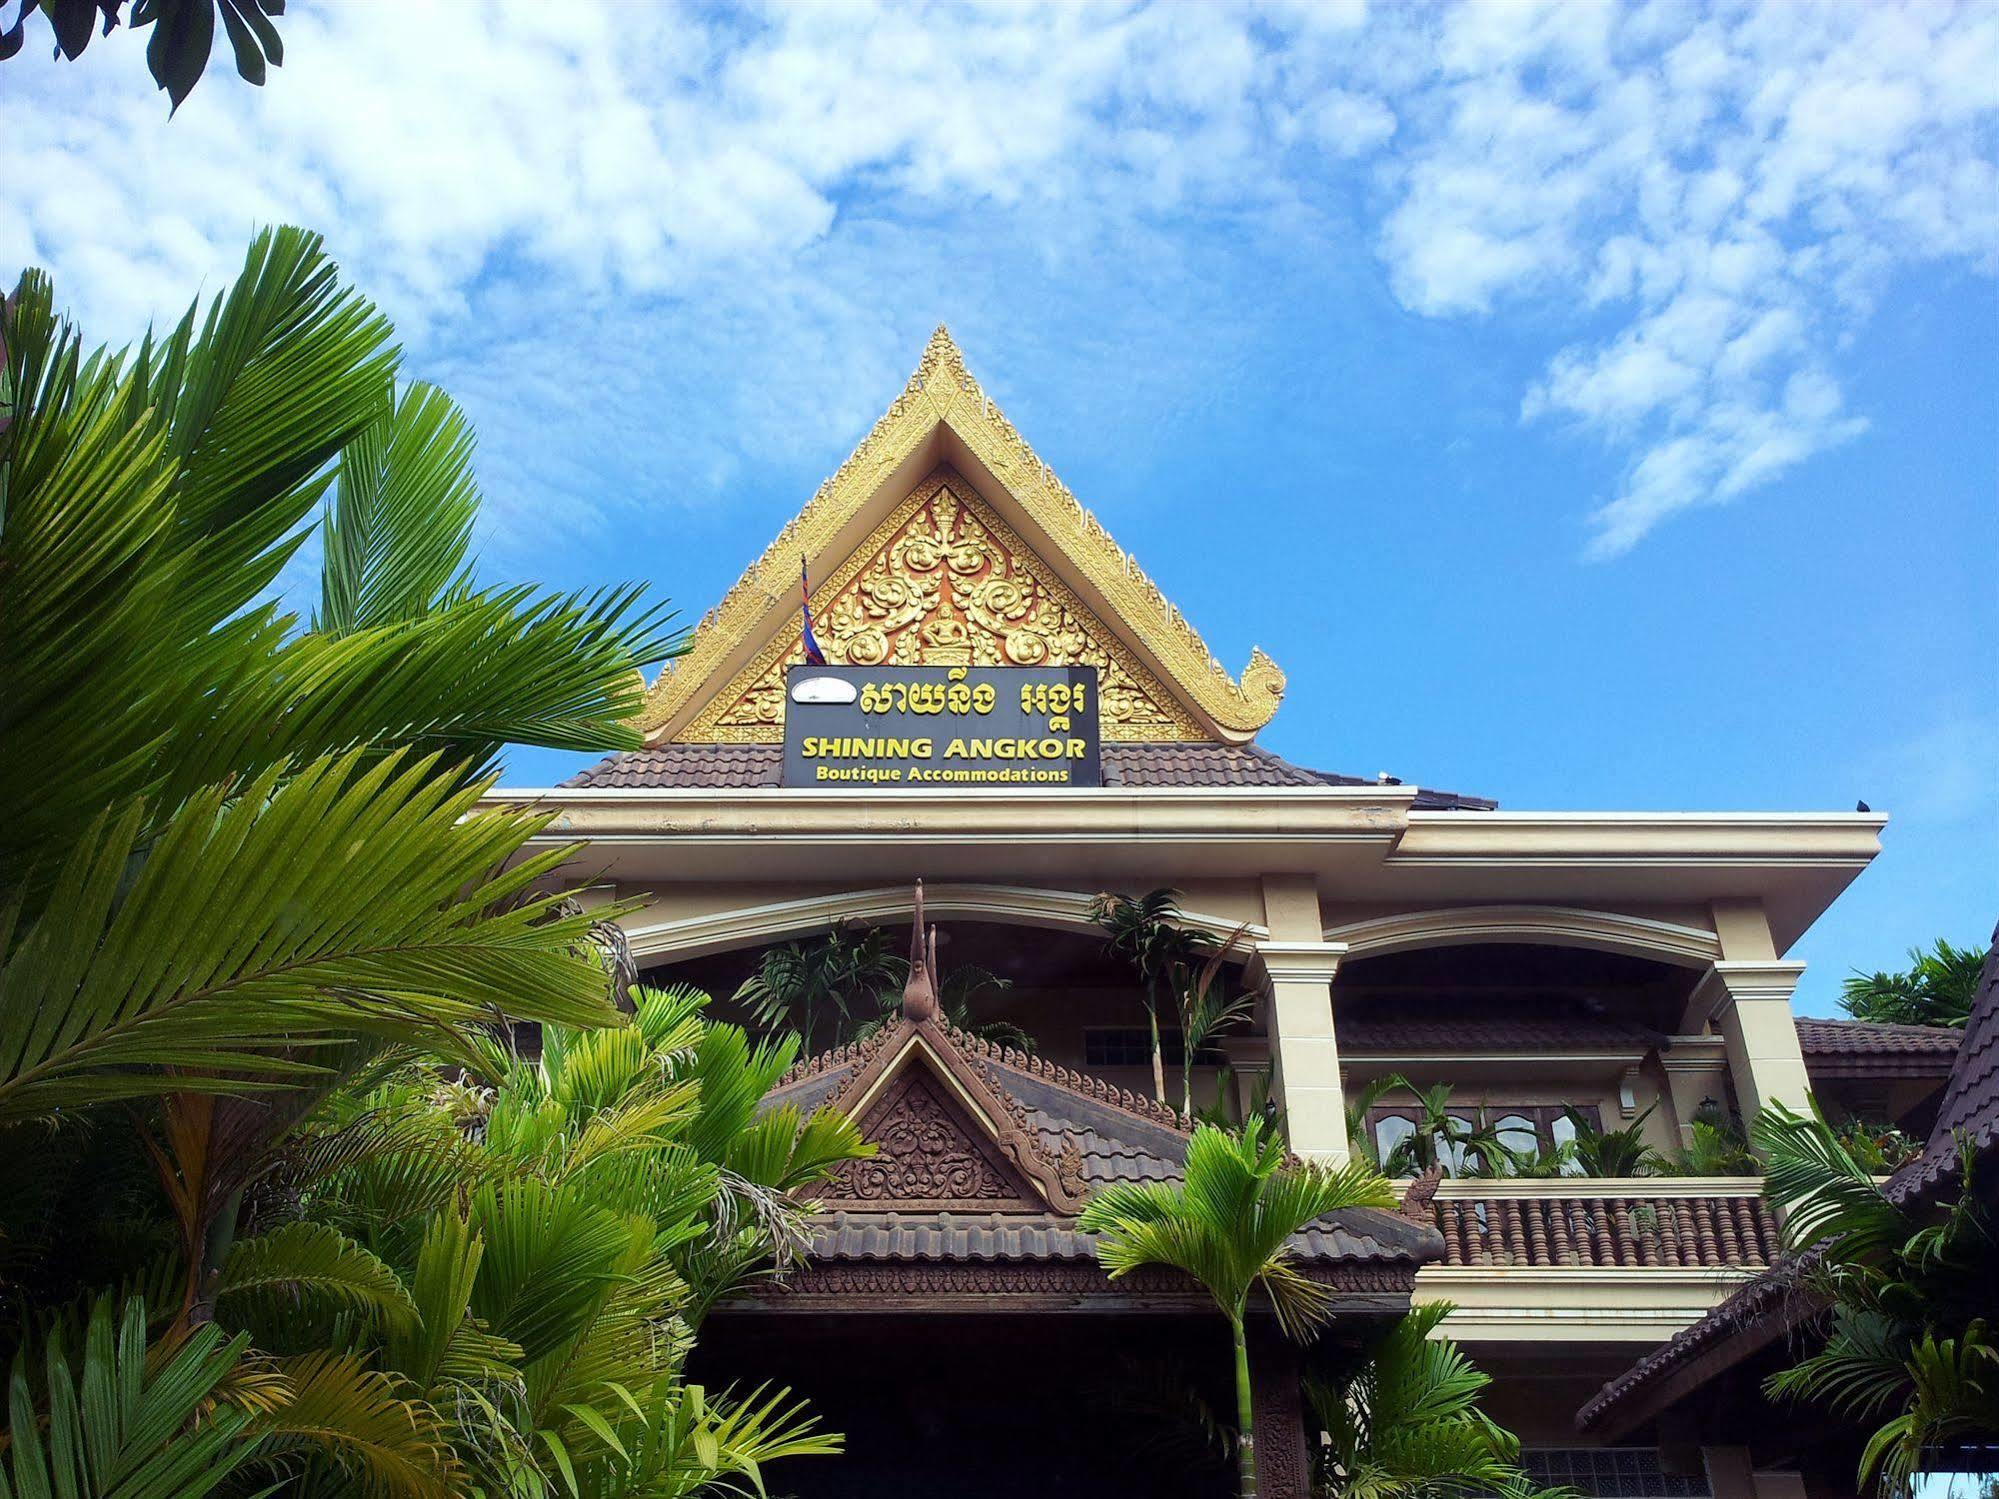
[
  {"x1": 0, "y1": 750, "x2": 625, "y2": 1124},
  {"x1": 0, "y1": 1295, "x2": 258, "y2": 1499},
  {"x1": 1755, "y1": 1101, "x2": 1910, "y2": 1259},
  {"x1": 216, "y1": 1221, "x2": 419, "y2": 1336},
  {"x1": 317, "y1": 381, "x2": 478, "y2": 635},
  {"x1": 245, "y1": 1348, "x2": 460, "y2": 1498}
]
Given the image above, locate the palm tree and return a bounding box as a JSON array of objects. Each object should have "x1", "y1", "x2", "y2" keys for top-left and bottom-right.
[
  {"x1": 0, "y1": 226, "x2": 689, "y2": 1486},
  {"x1": 1174, "y1": 924, "x2": 1257, "y2": 1123},
  {"x1": 1754, "y1": 1102, "x2": 1998, "y2": 1497},
  {"x1": 1090, "y1": 888, "x2": 1212, "y2": 1107},
  {"x1": 1079, "y1": 1117, "x2": 1397, "y2": 1498},
  {"x1": 733, "y1": 925, "x2": 905, "y2": 1053},
  {"x1": 1556, "y1": 1105, "x2": 1660, "y2": 1178},
  {"x1": 207, "y1": 983, "x2": 870, "y2": 1494},
  {"x1": 1309, "y1": 1301, "x2": 1576, "y2": 1498},
  {"x1": 1358, "y1": 1079, "x2": 1507, "y2": 1179},
  {"x1": 852, "y1": 957, "x2": 1035, "y2": 1052},
  {"x1": 1841, "y1": 939, "x2": 1989, "y2": 1029}
]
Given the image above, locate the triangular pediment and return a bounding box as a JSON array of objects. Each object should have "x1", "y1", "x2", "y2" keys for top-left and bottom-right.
[
  {"x1": 684, "y1": 469, "x2": 1203, "y2": 742},
  {"x1": 821, "y1": 1055, "x2": 1045, "y2": 1211},
  {"x1": 639, "y1": 329, "x2": 1284, "y2": 745},
  {"x1": 810, "y1": 1017, "x2": 1087, "y2": 1213}
]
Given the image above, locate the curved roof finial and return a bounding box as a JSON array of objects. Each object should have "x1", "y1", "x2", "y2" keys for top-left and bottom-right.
[{"x1": 902, "y1": 879, "x2": 939, "y2": 1022}]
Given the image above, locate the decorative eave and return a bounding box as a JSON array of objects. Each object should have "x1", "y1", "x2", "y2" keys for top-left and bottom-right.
[{"x1": 635, "y1": 326, "x2": 1285, "y2": 745}]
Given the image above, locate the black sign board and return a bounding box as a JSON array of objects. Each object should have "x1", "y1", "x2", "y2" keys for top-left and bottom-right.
[{"x1": 781, "y1": 665, "x2": 1101, "y2": 788}]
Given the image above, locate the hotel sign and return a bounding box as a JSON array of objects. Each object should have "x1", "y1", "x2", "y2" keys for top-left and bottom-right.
[{"x1": 781, "y1": 666, "x2": 1101, "y2": 788}]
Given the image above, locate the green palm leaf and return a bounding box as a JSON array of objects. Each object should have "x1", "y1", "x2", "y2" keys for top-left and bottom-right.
[
  {"x1": 245, "y1": 1348, "x2": 459, "y2": 1498},
  {"x1": 0, "y1": 749, "x2": 622, "y2": 1124},
  {"x1": 0, "y1": 1295, "x2": 258, "y2": 1499},
  {"x1": 317, "y1": 381, "x2": 479, "y2": 635},
  {"x1": 217, "y1": 1221, "x2": 419, "y2": 1334}
]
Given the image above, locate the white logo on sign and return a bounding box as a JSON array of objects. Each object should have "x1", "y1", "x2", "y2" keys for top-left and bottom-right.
[{"x1": 790, "y1": 675, "x2": 859, "y2": 705}]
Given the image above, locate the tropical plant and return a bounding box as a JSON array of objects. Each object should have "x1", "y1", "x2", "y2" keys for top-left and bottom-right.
[
  {"x1": 1832, "y1": 1115, "x2": 1925, "y2": 1175},
  {"x1": 1, "y1": 0, "x2": 285, "y2": 110},
  {"x1": 204, "y1": 982, "x2": 869, "y2": 1495},
  {"x1": 0, "y1": 227, "x2": 812, "y2": 1491},
  {"x1": 1308, "y1": 1300, "x2": 1577, "y2": 1499},
  {"x1": 1090, "y1": 888, "x2": 1213, "y2": 1107},
  {"x1": 1658, "y1": 1103, "x2": 1760, "y2": 1178},
  {"x1": 1755, "y1": 1102, "x2": 1999, "y2": 1496},
  {"x1": 1078, "y1": 1117, "x2": 1398, "y2": 1498},
  {"x1": 1358, "y1": 1080, "x2": 1507, "y2": 1180},
  {"x1": 1174, "y1": 923, "x2": 1257, "y2": 1123},
  {"x1": 852, "y1": 957, "x2": 1034, "y2": 1052},
  {"x1": 1842, "y1": 940, "x2": 1990, "y2": 1031},
  {"x1": 1554, "y1": 1104, "x2": 1660, "y2": 1178},
  {"x1": 0, "y1": 1294, "x2": 266, "y2": 1499},
  {"x1": 733, "y1": 925, "x2": 905, "y2": 1054}
]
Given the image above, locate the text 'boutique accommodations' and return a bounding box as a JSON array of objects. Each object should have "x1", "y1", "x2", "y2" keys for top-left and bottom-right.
[{"x1": 498, "y1": 331, "x2": 1947, "y2": 1498}]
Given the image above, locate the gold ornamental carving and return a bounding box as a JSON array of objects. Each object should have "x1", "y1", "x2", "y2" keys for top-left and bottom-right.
[
  {"x1": 684, "y1": 472, "x2": 1202, "y2": 742},
  {"x1": 637, "y1": 326, "x2": 1284, "y2": 744}
]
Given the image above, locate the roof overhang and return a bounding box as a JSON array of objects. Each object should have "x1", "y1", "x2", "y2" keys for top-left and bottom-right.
[{"x1": 487, "y1": 788, "x2": 1883, "y2": 951}]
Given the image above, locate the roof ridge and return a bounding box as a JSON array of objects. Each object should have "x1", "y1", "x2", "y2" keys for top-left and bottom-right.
[
  {"x1": 1796, "y1": 1015, "x2": 1963, "y2": 1035},
  {"x1": 944, "y1": 1023, "x2": 1187, "y2": 1132}
]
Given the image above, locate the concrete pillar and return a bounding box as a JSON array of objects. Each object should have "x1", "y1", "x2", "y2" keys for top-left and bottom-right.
[
  {"x1": 1251, "y1": 874, "x2": 1348, "y2": 1162},
  {"x1": 1695, "y1": 961, "x2": 1812, "y2": 1123},
  {"x1": 1251, "y1": 941, "x2": 1350, "y2": 1161},
  {"x1": 1660, "y1": 1039, "x2": 1731, "y2": 1144}
]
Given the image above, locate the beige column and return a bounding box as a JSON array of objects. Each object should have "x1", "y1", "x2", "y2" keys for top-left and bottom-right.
[
  {"x1": 1693, "y1": 961, "x2": 1812, "y2": 1122},
  {"x1": 1659, "y1": 1037, "x2": 1731, "y2": 1144},
  {"x1": 1252, "y1": 874, "x2": 1349, "y2": 1162}
]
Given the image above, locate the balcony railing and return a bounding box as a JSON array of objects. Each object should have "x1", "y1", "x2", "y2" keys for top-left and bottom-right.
[{"x1": 1423, "y1": 1179, "x2": 1779, "y2": 1271}]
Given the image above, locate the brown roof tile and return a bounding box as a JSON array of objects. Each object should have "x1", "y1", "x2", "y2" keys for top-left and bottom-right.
[
  {"x1": 1339, "y1": 1011, "x2": 1658, "y2": 1054},
  {"x1": 1794, "y1": 1017, "x2": 1964, "y2": 1057},
  {"x1": 1886, "y1": 928, "x2": 1999, "y2": 1208},
  {"x1": 562, "y1": 740, "x2": 1496, "y2": 809},
  {"x1": 766, "y1": 1022, "x2": 1443, "y2": 1268}
]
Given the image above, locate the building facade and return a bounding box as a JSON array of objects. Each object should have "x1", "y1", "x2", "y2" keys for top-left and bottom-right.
[{"x1": 495, "y1": 331, "x2": 1958, "y2": 1497}]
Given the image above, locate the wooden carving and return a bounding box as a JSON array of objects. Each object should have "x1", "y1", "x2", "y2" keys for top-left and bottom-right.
[{"x1": 822, "y1": 1065, "x2": 1044, "y2": 1211}]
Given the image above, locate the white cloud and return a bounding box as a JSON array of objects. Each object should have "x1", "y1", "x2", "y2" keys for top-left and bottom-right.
[
  {"x1": 2, "y1": 0, "x2": 1993, "y2": 562},
  {"x1": 1379, "y1": 0, "x2": 1999, "y2": 556}
]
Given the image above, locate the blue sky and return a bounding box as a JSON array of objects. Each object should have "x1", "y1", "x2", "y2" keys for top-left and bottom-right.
[{"x1": 6, "y1": 0, "x2": 1995, "y2": 1014}]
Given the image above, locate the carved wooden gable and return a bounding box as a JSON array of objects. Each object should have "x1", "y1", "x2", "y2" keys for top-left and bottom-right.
[
  {"x1": 682, "y1": 469, "x2": 1203, "y2": 743},
  {"x1": 821, "y1": 1057, "x2": 1046, "y2": 1212}
]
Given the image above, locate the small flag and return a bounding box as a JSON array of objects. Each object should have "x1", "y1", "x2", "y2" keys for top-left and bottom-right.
[{"x1": 800, "y1": 557, "x2": 827, "y2": 667}]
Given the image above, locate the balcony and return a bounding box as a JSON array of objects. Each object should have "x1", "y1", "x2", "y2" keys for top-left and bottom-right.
[
  {"x1": 1428, "y1": 1179, "x2": 1779, "y2": 1270},
  {"x1": 1406, "y1": 1179, "x2": 1777, "y2": 1345}
]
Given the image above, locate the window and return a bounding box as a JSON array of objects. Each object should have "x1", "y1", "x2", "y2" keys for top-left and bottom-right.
[
  {"x1": 1522, "y1": 1449, "x2": 1709, "y2": 1497},
  {"x1": 1364, "y1": 1102, "x2": 1600, "y2": 1173},
  {"x1": 1083, "y1": 1028, "x2": 1225, "y2": 1068}
]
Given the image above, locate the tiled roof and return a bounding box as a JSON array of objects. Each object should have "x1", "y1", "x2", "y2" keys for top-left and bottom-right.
[
  {"x1": 1579, "y1": 926, "x2": 1999, "y2": 1435},
  {"x1": 1575, "y1": 1250, "x2": 1815, "y2": 1436},
  {"x1": 803, "y1": 1210, "x2": 1408, "y2": 1264},
  {"x1": 561, "y1": 741, "x2": 1497, "y2": 810},
  {"x1": 764, "y1": 1024, "x2": 1442, "y2": 1268},
  {"x1": 1339, "y1": 1011, "x2": 1658, "y2": 1054},
  {"x1": 1886, "y1": 929, "x2": 1999, "y2": 1209},
  {"x1": 1794, "y1": 1017, "x2": 1963, "y2": 1057}
]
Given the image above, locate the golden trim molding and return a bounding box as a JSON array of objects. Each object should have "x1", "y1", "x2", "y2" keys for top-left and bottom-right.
[
  {"x1": 683, "y1": 470, "x2": 1203, "y2": 742},
  {"x1": 638, "y1": 326, "x2": 1284, "y2": 743}
]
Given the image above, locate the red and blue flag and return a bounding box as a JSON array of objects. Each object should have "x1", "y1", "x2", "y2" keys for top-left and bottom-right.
[{"x1": 800, "y1": 557, "x2": 827, "y2": 667}]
